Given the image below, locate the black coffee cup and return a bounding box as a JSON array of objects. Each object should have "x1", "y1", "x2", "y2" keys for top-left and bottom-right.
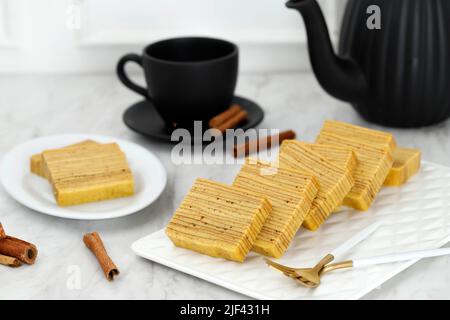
[{"x1": 117, "y1": 37, "x2": 238, "y2": 125}]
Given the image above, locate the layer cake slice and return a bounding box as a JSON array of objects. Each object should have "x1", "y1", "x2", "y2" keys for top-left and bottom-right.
[
  {"x1": 166, "y1": 178, "x2": 272, "y2": 262},
  {"x1": 41, "y1": 142, "x2": 134, "y2": 206},
  {"x1": 232, "y1": 159, "x2": 319, "y2": 258},
  {"x1": 30, "y1": 140, "x2": 98, "y2": 178},
  {"x1": 319, "y1": 120, "x2": 397, "y2": 152},
  {"x1": 384, "y1": 147, "x2": 421, "y2": 186},
  {"x1": 278, "y1": 141, "x2": 354, "y2": 231},
  {"x1": 316, "y1": 130, "x2": 393, "y2": 210},
  {"x1": 282, "y1": 140, "x2": 358, "y2": 173}
]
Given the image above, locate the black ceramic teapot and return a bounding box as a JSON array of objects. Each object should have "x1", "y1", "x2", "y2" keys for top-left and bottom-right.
[{"x1": 287, "y1": 0, "x2": 450, "y2": 127}]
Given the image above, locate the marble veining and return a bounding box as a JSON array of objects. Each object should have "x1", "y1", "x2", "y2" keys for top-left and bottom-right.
[{"x1": 0, "y1": 72, "x2": 449, "y2": 299}]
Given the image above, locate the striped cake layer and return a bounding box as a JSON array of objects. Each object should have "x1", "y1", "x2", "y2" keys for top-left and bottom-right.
[
  {"x1": 316, "y1": 132, "x2": 393, "y2": 210},
  {"x1": 320, "y1": 120, "x2": 397, "y2": 153},
  {"x1": 42, "y1": 143, "x2": 134, "y2": 206},
  {"x1": 232, "y1": 159, "x2": 319, "y2": 258},
  {"x1": 30, "y1": 140, "x2": 98, "y2": 178},
  {"x1": 282, "y1": 141, "x2": 358, "y2": 173},
  {"x1": 278, "y1": 141, "x2": 354, "y2": 231},
  {"x1": 166, "y1": 178, "x2": 272, "y2": 262},
  {"x1": 384, "y1": 147, "x2": 421, "y2": 186}
]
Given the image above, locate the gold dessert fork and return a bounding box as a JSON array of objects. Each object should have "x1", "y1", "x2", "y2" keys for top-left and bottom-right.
[
  {"x1": 266, "y1": 221, "x2": 383, "y2": 287},
  {"x1": 266, "y1": 254, "x2": 333, "y2": 288}
]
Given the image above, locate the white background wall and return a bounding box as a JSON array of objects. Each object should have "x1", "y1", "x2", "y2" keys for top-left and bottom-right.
[{"x1": 0, "y1": 0, "x2": 346, "y2": 74}]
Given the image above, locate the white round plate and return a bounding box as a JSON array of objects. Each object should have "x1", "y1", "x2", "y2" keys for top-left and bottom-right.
[{"x1": 0, "y1": 134, "x2": 167, "y2": 220}]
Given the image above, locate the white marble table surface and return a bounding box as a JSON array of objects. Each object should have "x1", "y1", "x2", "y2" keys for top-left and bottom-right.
[{"x1": 0, "y1": 72, "x2": 449, "y2": 300}]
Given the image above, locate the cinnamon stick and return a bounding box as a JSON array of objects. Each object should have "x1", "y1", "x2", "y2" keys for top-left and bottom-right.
[
  {"x1": 0, "y1": 253, "x2": 21, "y2": 267},
  {"x1": 83, "y1": 232, "x2": 119, "y2": 281},
  {"x1": 233, "y1": 130, "x2": 296, "y2": 158},
  {"x1": 209, "y1": 104, "x2": 242, "y2": 128},
  {"x1": 0, "y1": 223, "x2": 5, "y2": 240},
  {"x1": 214, "y1": 110, "x2": 248, "y2": 133},
  {"x1": 0, "y1": 236, "x2": 38, "y2": 265}
]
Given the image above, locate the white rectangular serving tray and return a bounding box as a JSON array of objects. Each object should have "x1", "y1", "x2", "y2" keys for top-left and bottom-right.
[{"x1": 132, "y1": 161, "x2": 450, "y2": 300}]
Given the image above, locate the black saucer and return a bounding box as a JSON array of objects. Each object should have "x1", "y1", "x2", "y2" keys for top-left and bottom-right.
[{"x1": 123, "y1": 96, "x2": 264, "y2": 143}]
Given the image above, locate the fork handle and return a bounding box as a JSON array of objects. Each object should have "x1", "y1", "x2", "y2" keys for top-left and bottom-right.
[
  {"x1": 330, "y1": 221, "x2": 383, "y2": 259},
  {"x1": 353, "y1": 247, "x2": 450, "y2": 267}
]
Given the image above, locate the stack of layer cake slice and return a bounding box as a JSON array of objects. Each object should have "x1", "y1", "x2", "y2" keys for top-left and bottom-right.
[
  {"x1": 166, "y1": 120, "x2": 422, "y2": 262},
  {"x1": 315, "y1": 120, "x2": 396, "y2": 210},
  {"x1": 30, "y1": 140, "x2": 134, "y2": 206}
]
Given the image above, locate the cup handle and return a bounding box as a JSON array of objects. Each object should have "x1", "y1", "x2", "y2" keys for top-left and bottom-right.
[{"x1": 116, "y1": 53, "x2": 150, "y2": 100}]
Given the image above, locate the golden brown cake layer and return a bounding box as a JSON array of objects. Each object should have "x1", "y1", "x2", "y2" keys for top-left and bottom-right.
[
  {"x1": 30, "y1": 140, "x2": 98, "y2": 178},
  {"x1": 232, "y1": 159, "x2": 319, "y2": 258},
  {"x1": 42, "y1": 143, "x2": 134, "y2": 206},
  {"x1": 166, "y1": 178, "x2": 272, "y2": 262},
  {"x1": 316, "y1": 131, "x2": 393, "y2": 210},
  {"x1": 384, "y1": 147, "x2": 421, "y2": 186},
  {"x1": 278, "y1": 141, "x2": 354, "y2": 231}
]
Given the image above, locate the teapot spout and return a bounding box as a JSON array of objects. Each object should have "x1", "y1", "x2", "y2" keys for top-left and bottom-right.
[{"x1": 286, "y1": 0, "x2": 367, "y2": 102}]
